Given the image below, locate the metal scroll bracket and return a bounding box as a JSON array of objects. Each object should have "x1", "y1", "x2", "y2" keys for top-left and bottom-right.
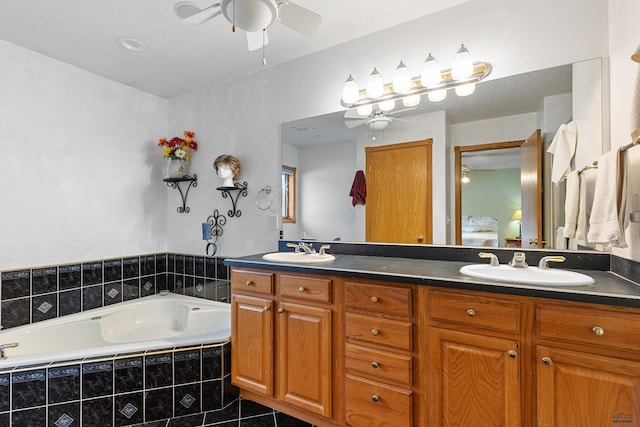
[
  {"x1": 217, "y1": 181, "x2": 248, "y2": 217},
  {"x1": 203, "y1": 209, "x2": 226, "y2": 256},
  {"x1": 164, "y1": 174, "x2": 197, "y2": 213}
]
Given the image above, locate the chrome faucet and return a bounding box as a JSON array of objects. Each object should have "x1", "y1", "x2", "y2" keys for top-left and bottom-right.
[
  {"x1": 538, "y1": 255, "x2": 566, "y2": 269},
  {"x1": 319, "y1": 244, "x2": 331, "y2": 255},
  {"x1": 298, "y1": 242, "x2": 316, "y2": 254},
  {"x1": 286, "y1": 242, "x2": 301, "y2": 253},
  {"x1": 478, "y1": 252, "x2": 499, "y2": 266},
  {"x1": 508, "y1": 252, "x2": 528, "y2": 268},
  {"x1": 0, "y1": 343, "x2": 19, "y2": 360}
]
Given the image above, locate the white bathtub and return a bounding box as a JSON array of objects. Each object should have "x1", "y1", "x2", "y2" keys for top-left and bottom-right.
[{"x1": 0, "y1": 292, "x2": 231, "y2": 369}]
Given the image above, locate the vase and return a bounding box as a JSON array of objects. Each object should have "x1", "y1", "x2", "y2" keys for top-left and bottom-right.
[{"x1": 164, "y1": 157, "x2": 190, "y2": 179}]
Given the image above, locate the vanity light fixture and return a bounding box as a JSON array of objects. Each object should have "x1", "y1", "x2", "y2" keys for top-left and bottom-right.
[
  {"x1": 461, "y1": 165, "x2": 471, "y2": 184},
  {"x1": 341, "y1": 44, "x2": 491, "y2": 111}
]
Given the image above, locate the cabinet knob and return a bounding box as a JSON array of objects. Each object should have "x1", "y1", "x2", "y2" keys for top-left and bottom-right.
[
  {"x1": 541, "y1": 356, "x2": 553, "y2": 366},
  {"x1": 370, "y1": 296, "x2": 379, "y2": 303},
  {"x1": 277, "y1": 308, "x2": 284, "y2": 314},
  {"x1": 417, "y1": 235, "x2": 424, "y2": 243},
  {"x1": 371, "y1": 394, "x2": 380, "y2": 403},
  {"x1": 507, "y1": 350, "x2": 518, "y2": 359},
  {"x1": 298, "y1": 286, "x2": 306, "y2": 293},
  {"x1": 466, "y1": 309, "x2": 476, "y2": 317},
  {"x1": 592, "y1": 326, "x2": 605, "y2": 336},
  {"x1": 246, "y1": 281, "x2": 254, "y2": 286},
  {"x1": 371, "y1": 361, "x2": 380, "y2": 369},
  {"x1": 371, "y1": 329, "x2": 380, "y2": 336},
  {"x1": 263, "y1": 306, "x2": 270, "y2": 312}
]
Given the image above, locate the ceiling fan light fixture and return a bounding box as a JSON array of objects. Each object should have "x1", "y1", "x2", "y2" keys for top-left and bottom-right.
[
  {"x1": 367, "y1": 116, "x2": 392, "y2": 131},
  {"x1": 366, "y1": 68, "x2": 384, "y2": 99},
  {"x1": 221, "y1": 0, "x2": 278, "y2": 32},
  {"x1": 392, "y1": 61, "x2": 412, "y2": 94},
  {"x1": 452, "y1": 44, "x2": 474, "y2": 80},
  {"x1": 342, "y1": 75, "x2": 360, "y2": 105}
]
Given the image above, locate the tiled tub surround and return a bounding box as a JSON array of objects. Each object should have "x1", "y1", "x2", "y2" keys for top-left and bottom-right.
[{"x1": 0, "y1": 253, "x2": 229, "y2": 330}]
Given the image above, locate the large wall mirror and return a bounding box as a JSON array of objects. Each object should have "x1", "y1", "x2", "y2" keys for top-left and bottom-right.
[{"x1": 281, "y1": 60, "x2": 605, "y2": 251}]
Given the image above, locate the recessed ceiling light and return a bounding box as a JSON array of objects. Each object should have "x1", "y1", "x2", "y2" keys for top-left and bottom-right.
[{"x1": 116, "y1": 37, "x2": 149, "y2": 53}]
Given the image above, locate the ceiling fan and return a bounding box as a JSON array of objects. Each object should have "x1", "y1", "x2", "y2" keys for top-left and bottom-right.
[
  {"x1": 174, "y1": 0, "x2": 321, "y2": 52},
  {"x1": 344, "y1": 108, "x2": 411, "y2": 131}
]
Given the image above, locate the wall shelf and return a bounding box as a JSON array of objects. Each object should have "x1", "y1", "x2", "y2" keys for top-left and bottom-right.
[
  {"x1": 164, "y1": 174, "x2": 197, "y2": 213},
  {"x1": 217, "y1": 182, "x2": 248, "y2": 217}
]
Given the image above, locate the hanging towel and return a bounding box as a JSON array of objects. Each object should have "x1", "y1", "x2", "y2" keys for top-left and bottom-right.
[
  {"x1": 555, "y1": 227, "x2": 567, "y2": 249},
  {"x1": 562, "y1": 170, "x2": 580, "y2": 238},
  {"x1": 349, "y1": 170, "x2": 366, "y2": 206},
  {"x1": 575, "y1": 168, "x2": 597, "y2": 241},
  {"x1": 586, "y1": 148, "x2": 629, "y2": 248},
  {"x1": 547, "y1": 121, "x2": 578, "y2": 183}
]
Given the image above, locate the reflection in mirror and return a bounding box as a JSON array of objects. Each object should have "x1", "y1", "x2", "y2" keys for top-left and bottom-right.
[{"x1": 281, "y1": 61, "x2": 604, "y2": 251}]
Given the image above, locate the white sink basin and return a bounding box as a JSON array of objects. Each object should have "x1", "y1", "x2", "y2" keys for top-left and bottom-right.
[
  {"x1": 460, "y1": 264, "x2": 594, "y2": 286},
  {"x1": 262, "y1": 252, "x2": 336, "y2": 264}
]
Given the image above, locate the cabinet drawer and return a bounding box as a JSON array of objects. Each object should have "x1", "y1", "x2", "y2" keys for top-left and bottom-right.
[
  {"x1": 345, "y1": 343, "x2": 412, "y2": 385},
  {"x1": 537, "y1": 304, "x2": 640, "y2": 352},
  {"x1": 345, "y1": 281, "x2": 411, "y2": 316},
  {"x1": 429, "y1": 290, "x2": 520, "y2": 333},
  {"x1": 231, "y1": 269, "x2": 274, "y2": 295},
  {"x1": 280, "y1": 275, "x2": 331, "y2": 303},
  {"x1": 345, "y1": 312, "x2": 412, "y2": 351},
  {"x1": 345, "y1": 374, "x2": 412, "y2": 427}
]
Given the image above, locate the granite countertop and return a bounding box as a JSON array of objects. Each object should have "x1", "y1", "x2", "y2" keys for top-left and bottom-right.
[{"x1": 225, "y1": 253, "x2": 640, "y2": 308}]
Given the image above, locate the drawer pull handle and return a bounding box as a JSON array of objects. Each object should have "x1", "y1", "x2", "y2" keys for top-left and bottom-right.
[
  {"x1": 370, "y1": 296, "x2": 379, "y2": 303},
  {"x1": 466, "y1": 309, "x2": 476, "y2": 317},
  {"x1": 263, "y1": 306, "x2": 270, "y2": 312},
  {"x1": 541, "y1": 357, "x2": 553, "y2": 366},
  {"x1": 299, "y1": 286, "x2": 306, "y2": 293},
  {"x1": 371, "y1": 361, "x2": 380, "y2": 369},
  {"x1": 507, "y1": 350, "x2": 518, "y2": 359},
  {"x1": 371, "y1": 394, "x2": 380, "y2": 403},
  {"x1": 371, "y1": 329, "x2": 380, "y2": 336},
  {"x1": 277, "y1": 308, "x2": 284, "y2": 314},
  {"x1": 246, "y1": 281, "x2": 254, "y2": 286},
  {"x1": 592, "y1": 326, "x2": 605, "y2": 336}
]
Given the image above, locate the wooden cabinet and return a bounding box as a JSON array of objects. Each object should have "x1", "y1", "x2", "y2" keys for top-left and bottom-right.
[
  {"x1": 427, "y1": 289, "x2": 522, "y2": 427},
  {"x1": 344, "y1": 280, "x2": 414, "y2": 427},
  {"x1": 535, "y1": 303, "x2": 640, "y2": 427},
  {"x1": 231, "y1": 268, "x2": 336, "y2": 423}
]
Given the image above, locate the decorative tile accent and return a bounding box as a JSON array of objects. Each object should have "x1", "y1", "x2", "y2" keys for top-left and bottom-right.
[
  {"x1": 143, "y1": 281, "x2": 153, "y2": 291},
  {"x1": 37, "y1": 301, "x2": 53, "y2": 314},
  {"x1": 107, "y1": 288, "x2": 119, "y2": 299},
  {"x1": 120, "y1": 402, "x2": 138, "y2": 418},
  {"x1": 54, "y1": 413, "x2": 74, "y2": 427},
  {"x1": 180, "y1": 393, "x2": 196, "y2": 409}
]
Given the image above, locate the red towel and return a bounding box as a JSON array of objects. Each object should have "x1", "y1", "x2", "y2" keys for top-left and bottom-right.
[{"x1": 349, "y1": 170, "x2": 366, "y2": 206}]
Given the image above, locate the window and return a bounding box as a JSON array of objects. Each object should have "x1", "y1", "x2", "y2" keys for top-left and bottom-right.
[{"x1": 282, "y1": 165, "x2": 296, "y2": 223}]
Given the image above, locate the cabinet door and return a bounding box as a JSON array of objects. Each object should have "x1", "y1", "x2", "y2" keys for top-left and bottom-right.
[
  {"x1": 430, "y1": 328, "x2": 521, "y2": 427},
  {"x1": 277, "y1": 301, "x2": 332, "y2": 417},
  {"x1": 537, "y1": 345, "x2": 640, "y2": 427},
  {"x1": 231, "y1": 294, "x2": 274, "y2": 395}
]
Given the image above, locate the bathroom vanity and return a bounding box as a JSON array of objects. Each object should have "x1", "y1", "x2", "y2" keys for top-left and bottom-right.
[{"x1": 225, "y1": 245, "x2": 640, "y2": 427}]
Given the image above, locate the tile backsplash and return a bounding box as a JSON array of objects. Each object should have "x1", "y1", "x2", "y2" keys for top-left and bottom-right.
[{"x1": 0, "y1": 253, "x2": 229, "y2": 330}]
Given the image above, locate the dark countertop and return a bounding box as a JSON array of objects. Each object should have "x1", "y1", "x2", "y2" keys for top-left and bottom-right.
[{"x1": 225, "y1": 253, "x2": 640, "y2": 309}]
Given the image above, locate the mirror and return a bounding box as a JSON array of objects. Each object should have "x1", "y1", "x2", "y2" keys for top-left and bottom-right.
[{"x1": 281, "y1": 61, "x2": 604, "y2": 250}]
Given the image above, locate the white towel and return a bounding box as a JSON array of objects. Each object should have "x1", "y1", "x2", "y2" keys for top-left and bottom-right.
[
  {"x1": 562, "y1": 170, "x2": 580, "y2": 238},
  {"x1": 575, "y1": 168, "x2": 597, "y2": 240},
  {"x1": 555, "y1": 227, "x2": 567, "y2": 249},
  {"x1": 586, "y1": 148, "x2": 629, "y2": 248},
  {"x1": 548, "y1": 121, "x2": 578, "y2": 183}
]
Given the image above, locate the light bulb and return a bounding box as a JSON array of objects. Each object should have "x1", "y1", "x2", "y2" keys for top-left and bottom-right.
[
  {"x1": 356, "y1": 104, "x2": 373, "y2": 116},
  {"x1": 421, "y1": 53, "x2": 441, "y2": 88},
  {"x1": 392, "y1": 61, "x2": 412, "y2": 94},
  {"x1": 461, "y1": 174, "x2": 470, "y2": 184},
  {"x1": 428, "y1": 89, "x2": 447, "y2": 102},
  {"x1": 366, "y1": 68, "x2": 384, "y2": 99},
  {"x1": 402, "y1": 94, "x2": 421, "y2": 107},
  {"x1": 455, "y1": 82, "x2": 476, "y2": 96},
  {"x1": 452, "y1": 44, "x2": 474, "y2": 80},
  {"x1": 341, "y1": 74, "x2": 360, "y2": 105},
  {"x1": 378, "y1": 99, "x2": 395, "y2": 112}
]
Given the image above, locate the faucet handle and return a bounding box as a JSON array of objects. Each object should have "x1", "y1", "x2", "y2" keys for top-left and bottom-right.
[
  {"x1": 508, "y1": 251, "x2": 528, "y2": 268},
  {"x1": 286, "y1": 243, "x2": 301, "y2": 253},
  {"x1": 478, "y1": 252, "x2": 499, "y2": 266},
  {"x1": 538, "y1": 255, "x2": 566, "y2": 269},
  {"x1": 319, "y1": 244, "x2": 331, "y2": 255}
]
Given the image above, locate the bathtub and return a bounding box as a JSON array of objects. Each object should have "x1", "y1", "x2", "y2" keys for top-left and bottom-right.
[{"x1": 0, "y1": 291, "x2": 231, "y2": 369}]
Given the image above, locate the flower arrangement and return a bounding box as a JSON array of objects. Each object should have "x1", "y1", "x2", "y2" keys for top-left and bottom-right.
[{"x1": 157, "y1": 130, "x2": 198, "y2": 160}]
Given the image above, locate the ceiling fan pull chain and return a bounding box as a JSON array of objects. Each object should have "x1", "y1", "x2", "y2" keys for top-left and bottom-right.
[
  {"x1": 232, "y1": 0, "x2": 236, "y2": 32},
  {"x1": 262, "y1": 29, "x2": 267, "y2": 66}
]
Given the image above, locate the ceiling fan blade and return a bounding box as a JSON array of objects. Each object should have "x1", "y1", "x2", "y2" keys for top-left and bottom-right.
[
  {"x1": 246, "y1": 29, "x2": 269, "y2": 51},
  {"x1": 180, "y1": 3, "x2": 222, "y2": 24},
  {"x1": 278, "y1": 1, "x2": 321, "y2": 37},
  {"x1": 344, "y1": 118, "x2": 366, "y2": 129}
]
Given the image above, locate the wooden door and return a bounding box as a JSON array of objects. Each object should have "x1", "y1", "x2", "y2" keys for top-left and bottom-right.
[
  {"x1": 231, "y1": 294, "x2": 274, "y2": 395},
  {"x1": 430, "y1": 328, "x2": 521, "y2": 426},
  {"x1": 537, "y1": 346, "x2": 640, "y2": 427},
  {"x1": 277, "y1": 301, "x2": 332, "y2": 417},
  {"x1": 365, "y1": 139, "x2": 432, "y2": 244},
  {"x1": 520, "y1": 129, "x2": 543, "y2": 248}
]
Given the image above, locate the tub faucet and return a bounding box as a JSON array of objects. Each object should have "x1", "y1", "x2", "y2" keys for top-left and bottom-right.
[
  {"x1": 0, "y1": 343, "x2": 19, "y2": 360},
  {"x1": 508, "y1": 252, "x2": 528, "y2": 268},
  {"x1": 298, "y1": 242, "x2": 316, "y2": 254},
  {"x1": 538, "y1": 256, "x2": 566, "y2": 269}
]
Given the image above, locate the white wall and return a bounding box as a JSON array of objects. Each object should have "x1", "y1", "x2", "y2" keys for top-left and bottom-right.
[{"x1": 0, "y1": 40, "x2": 168, "y2": 270}]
